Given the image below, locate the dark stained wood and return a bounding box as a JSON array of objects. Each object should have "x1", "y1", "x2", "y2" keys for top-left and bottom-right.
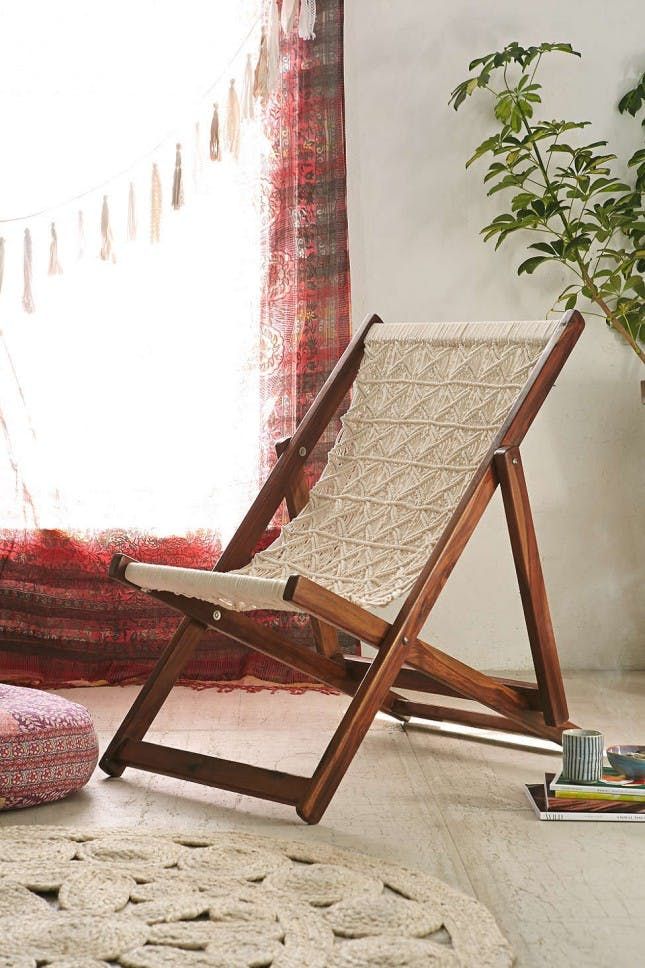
[
  {"x1": 275, "y1": 436, "x2": 312, "y2": 519},
  {"x1": 297, "y1": 619, "x2": 414, "y2": 824},
  {"x1": 397, "y1": 701, "x2": 575, "y2": 740},
  {"x1": 275, "y1": 436, "x2": 346, "y2": 663},
  {"x1": 99, "y1": 627, "x2": 205, "y2": 776},
  {"x1": 100, "y1": 312, "x2": 583, "y2": 823},
  {"x1": 344, "y1": 655, "x2": 542, "y2": 709},
  {"x1": 117, "y1": 740, "x2": 308, "y2": 805},
  {"x1": 406, "y1": 641, "x2": 571, "y2": 743},
  {"x1": 494, "y1": 446, "x2": 569, "y2": 725},
  {"x1": 500, "y1": 310, "x2": 584, "y2": 447},
  {"x1": 100, "y1": 316, "x2": 379, "y2": 781},
  {"x1": 216, "y1": 313, "x2": 382, "y2": 573},
  {"x1": 106, "y1": 565, "x2": 409, "y2": 719},
  {"x1": 286, "y1": 574, "x2": 568, "y2": 742}
]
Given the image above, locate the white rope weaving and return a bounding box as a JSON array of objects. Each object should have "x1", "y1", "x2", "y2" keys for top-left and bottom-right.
[{"x1": 126, "y1": 319, "x2": 562, "y2": 612}]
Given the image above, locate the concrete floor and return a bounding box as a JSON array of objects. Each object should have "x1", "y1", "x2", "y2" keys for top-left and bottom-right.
[{"x1": 2, "y1": 671, "x2": 643, "y2": 967}]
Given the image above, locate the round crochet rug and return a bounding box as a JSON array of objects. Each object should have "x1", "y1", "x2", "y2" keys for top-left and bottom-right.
[{"x1": 0, "y1": 827, "x2": 513, "y2": 967}]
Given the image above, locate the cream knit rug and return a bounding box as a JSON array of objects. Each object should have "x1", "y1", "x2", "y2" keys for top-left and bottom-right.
[{"x1": 0, "y1": 827, "x2": 513, "y2": 967}]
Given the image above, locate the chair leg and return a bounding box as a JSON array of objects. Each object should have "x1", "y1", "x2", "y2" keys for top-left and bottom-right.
[
  {"x1": 297, "y1": 629, "x2": 410, "y2": 824},
  {"x1": 99, "y1": 618, "x2": 205, "y2": 776},
  {"x1": 495, "y1": 447, "x2": 569, "y2": 726}
]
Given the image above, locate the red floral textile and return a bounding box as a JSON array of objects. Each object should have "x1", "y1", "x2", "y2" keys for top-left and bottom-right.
[
  {"x1": 0, "y1": 0, "x2": 350, "y2": 689},
  {"x1": 0, "y1": 683, "x2": 98, "y2": 810},
  {"x1": 260, "y1": 0, "x2": 351, "y2": 481}
]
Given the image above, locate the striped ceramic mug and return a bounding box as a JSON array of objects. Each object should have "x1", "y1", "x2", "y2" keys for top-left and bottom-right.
[{"x1": 562, "y1": 728, "x2": 604, "y2": 783}]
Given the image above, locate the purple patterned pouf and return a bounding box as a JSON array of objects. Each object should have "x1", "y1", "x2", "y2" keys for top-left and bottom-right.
[{"x1": 0, "y1": 684, "x2": 98, "y2": 810}]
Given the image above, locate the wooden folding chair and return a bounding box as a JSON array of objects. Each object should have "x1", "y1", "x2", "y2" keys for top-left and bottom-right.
[{"x1": 100, "y1": 311, "x2": 584, "y2": 824}]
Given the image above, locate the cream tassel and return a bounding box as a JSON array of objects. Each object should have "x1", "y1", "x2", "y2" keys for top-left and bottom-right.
[
  {"x1": 172, "y1": 143, "x2": 184, "y2": 209},
  {"x1": 128, "y1": 182, "x2": 137, "y2": 241},
  {"x1": 0, "y1": 238, "x2": 4, "y2": 295},
  {"x1": 267, "y1": 0, "x2": 280, "y2": 93},
  {"x1": 209, "y1": 103, "x2": 220, "y2": 161},
  {"x1": 151, "y1": 163, "x2": 162, "y2": 243},
  {"x1": 281, "y1": 0, "x2": 298, "y2": 33},
  {"x1": 242, "y1": 53, "x2": 254, "y2": 120},
  {"x1": 77, "y1": 210, "x2": 85, "y2": 260},
  {"x1": 48, "y1": 222, "x2": 63, "y2": 275},
  {"x1": 193, "y1": 121, "x2": 204, "y2": 190},
  {"x1": 253, "y1": 30, "x2": 269, "y2": 105},
  {"x1": 226, "y1": 79, "x2": 241, "y2": 160},
  {"x1": 100, "y1": 196, "x2": 116, "y2": 263},
  {"x1": 23, "y1": 228, "x2": 35, "y2": 314},
  {"x1": 298, "y1": 0, "x2": 316, "y2": 40}
]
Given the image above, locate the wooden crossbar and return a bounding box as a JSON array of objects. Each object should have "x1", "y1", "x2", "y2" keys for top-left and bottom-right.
[
  {"x1": 343, "y1": 656, "x2": 542, "y2": 708},
  {"x1": 100, "y1": 310, "x2": 585, "y2": 824},
  {"x1": 117, "y1": 740, "x2": 308, "y2": 805},
  {"x1": 284, "y1": 575, "x2": 571, "y2": 743}
]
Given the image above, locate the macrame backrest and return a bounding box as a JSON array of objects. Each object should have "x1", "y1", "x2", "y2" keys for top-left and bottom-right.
[{"x1": 244, "y1": 320, "x2": 561, "y2": 609}]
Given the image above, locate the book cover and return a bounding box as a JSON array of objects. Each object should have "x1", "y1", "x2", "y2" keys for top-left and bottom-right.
[
  {"x1": 524, "y1": 776, "x2": 645, "y2": 822},
  {"x1": 549, "y1": 766, "x2": 645, "y2": 800}
]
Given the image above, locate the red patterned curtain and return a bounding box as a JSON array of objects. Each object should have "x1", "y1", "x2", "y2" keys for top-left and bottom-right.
[{"x1": 0, "y1": 0, "x2": 350, "y2": 689}]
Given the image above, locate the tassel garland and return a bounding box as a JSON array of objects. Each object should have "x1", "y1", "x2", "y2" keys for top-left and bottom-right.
[
  {"x1": 253, "y1": 29, "x2": 269, "y2": 104},
  {"x1": 23, "y1": 229, "x2": 35, "y2": 314},
  {"x1": 128, "y1": 182, "x2": 137, "y2": 241},
  {"x1": 0, "y1": 24, "x2": 315, "y2": 311},
  {"x1": 100, "y1": 196, "x2": 116, "y2": 263},
  {"x1": 151, "y1": 163, "x2": 162, "y2": 243},
  {"x1": 298, "y1": 0, "x2": 316, "y2": 40},
  {"x1": 48, "y1": 223, "x2": 63, "y2": 275},
  {"x1": 172, "y1": 143, "x2": 184, "y2": 210},
  {"x1": 193, "y1": 121, "x2": 204, "y2": 189},
  {"x1": 281, "y1": 0, "x2": 298, "y2": 34},
  {"x1": 226, "y1": 79, "x2": 241, "y2": 160},
  {"x1": 267, "y1": 0, "x2": 280, "y2": 93},
  {"x1": 209, "y1": 103, "x2": 221, "y2": 161},
  {"x1": 242, "y1": 53, "x2": 255, "y2": 121}
]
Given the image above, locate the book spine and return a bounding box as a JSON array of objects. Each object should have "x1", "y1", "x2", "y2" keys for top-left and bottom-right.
[
  {"x1": 539, "y1": 812, "x2": 645, "y2": 822},
  {"x1": 554, "y1": 790, "x2": 645, "y2": 803}
]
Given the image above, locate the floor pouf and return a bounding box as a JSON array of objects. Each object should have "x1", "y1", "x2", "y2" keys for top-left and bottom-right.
[{"x1": 0, "y1": 684, "x2": 98, "y2": 810}]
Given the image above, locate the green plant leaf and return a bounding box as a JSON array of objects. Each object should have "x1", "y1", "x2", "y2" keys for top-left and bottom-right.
[{"x1": 518, "y1": 256, "x2": 550, "y2": 275}]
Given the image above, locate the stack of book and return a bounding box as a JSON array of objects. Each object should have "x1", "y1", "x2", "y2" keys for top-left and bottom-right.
[{"x1": 525, "y1": 769, "x2": 645, "y2": 822}]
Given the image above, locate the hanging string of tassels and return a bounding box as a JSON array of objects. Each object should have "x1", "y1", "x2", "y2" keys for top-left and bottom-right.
[
  {"x1": 209, "y1": 103, "x2": 221, "y2": 161},
  {"x1": 298, "y1": 0, "x2": 316, "y2": 40},
  {"x1": 100, "y1": 196, "x2": 116, "y2": 263},
  {"x1": 2, "y1": 8, "x2": 317, "y2": 315},
  {"x1": 281, "y1": 0, "x2": 298, "y2": 34},
  {"x1": 267, "y1": 0, "x2": 281, "y2": 94},
  {"x1": 193, "y1": 121, "x2": 204, "y2": 189},
  {"x1": 48, "y1": 223, "x2": 63, "y2": 276},
  {"x1": 171, "y1": 143, "x2": 184, "y2": 210},
  {"x1": 127, "y1": 183, "x2": 137, "y2": 241},
  {"x1": 151, "y1": 163, "x2": 162, "y2": 243},
  {"x1": 23, "y1": 229, "x2": 35, "y2": 314},
  {"x1": 242, "y1": 54, "x2": 255, "y2": 121},
  {"x1": 253, "y1": 29, "x2": 269, "y2": 105},
  {"x1": 226, "y1": 80, "x2": 241, "y2": 160}
]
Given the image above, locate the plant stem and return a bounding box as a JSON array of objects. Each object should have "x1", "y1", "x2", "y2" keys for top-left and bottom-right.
[
  {"x1": 580, "y1": 267, "x2": 645, "y2": 363},
  {"x1": 513, "y1": 90, "x2": 645, "y2": 363}
]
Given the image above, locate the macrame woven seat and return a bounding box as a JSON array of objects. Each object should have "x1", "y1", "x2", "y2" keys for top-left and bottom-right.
[{"x1": 126, "y1": 320, "x2": 560, "y2": 612}]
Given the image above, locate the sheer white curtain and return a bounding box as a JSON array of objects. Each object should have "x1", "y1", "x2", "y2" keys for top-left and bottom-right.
[{"x1": 0, "y1": 0, "x2": 265, "y2": 543}]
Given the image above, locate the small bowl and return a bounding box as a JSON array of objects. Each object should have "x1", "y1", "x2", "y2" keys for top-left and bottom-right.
[{"x1": 606, "y1": 745, "x2": 645, "y2": 780}]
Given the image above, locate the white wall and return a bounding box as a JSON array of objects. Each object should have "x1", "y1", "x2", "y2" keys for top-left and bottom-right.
[{"x1": 344, "y1": 0, "x2": 645, "y2": 671}]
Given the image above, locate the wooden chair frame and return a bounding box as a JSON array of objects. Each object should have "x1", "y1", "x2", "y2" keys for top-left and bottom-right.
[{"x1": 100, "y1": 310, "x2": 584, "y2": 824}]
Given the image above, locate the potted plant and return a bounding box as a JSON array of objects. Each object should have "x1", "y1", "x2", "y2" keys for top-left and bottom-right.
[{"x1": 449, "y1": 42, "x2": 645, "y2": 366}]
